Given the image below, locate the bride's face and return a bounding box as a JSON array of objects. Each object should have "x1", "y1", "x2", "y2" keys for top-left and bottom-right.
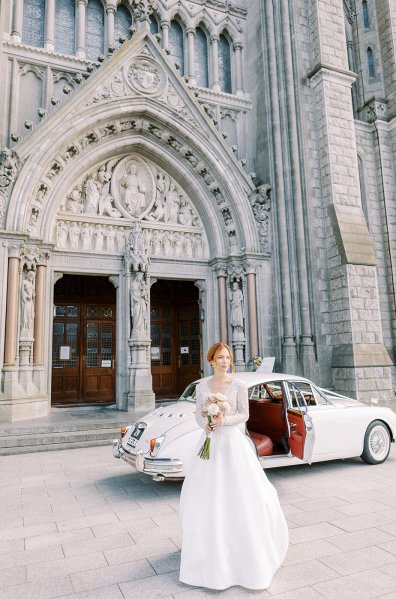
[{"x1": 212, "y1": 349, "x2": 232, "y2": 372}]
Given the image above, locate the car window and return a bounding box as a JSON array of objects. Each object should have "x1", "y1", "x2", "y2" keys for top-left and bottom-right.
[
  {"x1": 287, "y1": 382, "x2": 308, "y2": 408},
  {"x1": 179, "y1": 383, "x2": 197, "y2": 402},
  {"x1": 292, "y1": 381, "x2": 329, "y2": 406},
  {"x1": 249, "y1": 382, "x2": 284, "y2": 402}
]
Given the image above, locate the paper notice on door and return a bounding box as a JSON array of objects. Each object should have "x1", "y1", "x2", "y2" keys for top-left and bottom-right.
[
  {"x1": 180, "y1": 346, "x2": 189, "y2": 354},
  {"x1": 101, "y1": 359, "x2": 111, "y2": 367},
  {"x1": 59, "y1": 346, "x2": 70, "y2": 360}
]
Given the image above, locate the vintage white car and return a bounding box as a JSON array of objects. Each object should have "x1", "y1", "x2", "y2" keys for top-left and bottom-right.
[{"x1": 112, "y1": 372, "x2": 396, "y2": 481}]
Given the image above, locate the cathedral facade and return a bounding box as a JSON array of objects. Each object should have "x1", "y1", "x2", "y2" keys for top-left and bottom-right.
[{"x1": 0, "y1": 0, "x2": 394, "y2": 422}]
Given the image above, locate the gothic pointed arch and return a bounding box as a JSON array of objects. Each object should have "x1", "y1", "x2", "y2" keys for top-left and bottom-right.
[{"x1": 5, "y1": 29, "x2": 261, "y2": 262}]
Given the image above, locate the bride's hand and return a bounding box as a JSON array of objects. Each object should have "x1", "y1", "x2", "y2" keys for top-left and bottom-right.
[{"x1": 210, "y1": 413, "x2": 224, "y2": 428}]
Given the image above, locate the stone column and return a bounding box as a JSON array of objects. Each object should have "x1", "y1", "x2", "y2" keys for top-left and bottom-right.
[
  {"x1": 265, "y1": 0, "x2": 297, "y2": 373},
  {"x1": 44, "y1": 0, "x2": 55, "y2": 51},
  {"x1": 308, "y1": 0, "x2": 394, "y2": 402},
  {"x1": 76, "y1": 0, "x2": 87, "y2": 59},
  {"x1": 3, "y1": 250, "x2": 21, "y2": 366},
  {"x1": 33, "y1": 264, "x2": 46, "y2": 365},
  {"x1": 106, "y1": 4, "x2": 116, "y2": 50},
  {"x1": 210, "y1": 35, "x2": 220, "y2": 92},
  {"x1": 280, "y1": 1, "x2": 317, "y2": 379},
  {"x1": 216, "y1": 269, "x2": 228, "y2": 343},
  {"x1": 375, "y1": 1, "x2": 396, "y2": 118},
  {"x1": 186, "y1": 28, "x2": 196, "y2": 85},
  {"x1": 233, "y1": 42, "x2": 243, "y2": 96},
  {"x1": 161, "y1": 20, "x2": 170, "y2": 50},
  {"x1": 246, "y1": 271, "x2": 258, "y2": 360},
  {"x1": 11, "y1": 0, "x2": 24, "y2": 42}
]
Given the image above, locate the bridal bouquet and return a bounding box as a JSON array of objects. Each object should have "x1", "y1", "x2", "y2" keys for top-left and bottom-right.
[{"x1": 198, "y1": 393, "x2": 231, "y2": 460}]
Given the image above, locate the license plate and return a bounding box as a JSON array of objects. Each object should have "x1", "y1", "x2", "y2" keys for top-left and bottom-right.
[{"x1": 126, "y1": 426, "x2": 144, "y2": 448}]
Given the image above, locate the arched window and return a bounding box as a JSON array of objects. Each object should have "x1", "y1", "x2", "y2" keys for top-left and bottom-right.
[
  {"x1": 55, "y1": 0, "x2": 76, "y2": 55},
  {"x1": 150, "y1": 15, "x2": 159, "y2": 35},
  {"x1": 22, "y1": 0, "x2": 45, "y2": 47},
  {"x1": 114, "y1": 4, "x2": 132, "y2": 47},
  {"x1": 218, "y1": 34, "x2": 232, "y2": 93},
  {"x1": 363, "y1": 0, "x2": 370, "y2": 29},
  {"x1": 86, "y1": 0, "x2": 105, "y2": 60},
  {"x1": 367, "y1": 47, "x2": 375, "y2": 77},
  {"x1": 169, "y1": 20, "x2": 184, "y2": 75},
  {"x1": 195, "y1": 27, "x2": 209, "y2": 88}
]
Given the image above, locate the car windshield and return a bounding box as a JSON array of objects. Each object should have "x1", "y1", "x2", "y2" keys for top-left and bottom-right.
[{"x1": 178, "y1": 383, "x2": 197, "y2": 402}]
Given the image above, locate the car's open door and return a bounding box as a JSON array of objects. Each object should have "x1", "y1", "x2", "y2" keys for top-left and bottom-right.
[{"x1": 285, "y1": 382, "x2": 315, "y2": 463}]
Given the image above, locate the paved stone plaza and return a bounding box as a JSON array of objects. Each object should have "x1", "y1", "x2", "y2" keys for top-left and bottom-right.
[{"x1": 1, "y1": 445, "x2": 396, "y2": 599}]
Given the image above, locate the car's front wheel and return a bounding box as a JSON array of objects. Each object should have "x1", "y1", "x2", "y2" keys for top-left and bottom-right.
[{"x1": 361, "y1": 420, "x2": 391, "y2": 465}]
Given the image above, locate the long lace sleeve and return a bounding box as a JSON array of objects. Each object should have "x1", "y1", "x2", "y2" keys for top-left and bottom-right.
[
  {"x1": 223, "y1": 381, "x2": 249, "y2": 426},
  {"x1": 194, "y1": 382, "x2": 207, "y2": 429}
]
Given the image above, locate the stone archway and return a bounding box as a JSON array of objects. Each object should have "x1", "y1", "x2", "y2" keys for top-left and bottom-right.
[{"x1": 0, "y1": 26, "x2": 270, "y2": 421}]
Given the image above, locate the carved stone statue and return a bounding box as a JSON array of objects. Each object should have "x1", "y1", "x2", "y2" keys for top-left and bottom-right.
[
  {"x1": 130, "y1": 271, "x2": 148, "y2": 337},
  {"x1": 120, "y1": 162, "x2": 146, "y2": 217},
  {"x1": 250, "y1": 184, "x2": 271, "y2": 253},
  {"x1": 69, "y1": 222, "x2": 80, "y2": 249},
  {"x1": 97, "y1": 165, "x2": 121, "y2": 218},
  {"x1": 66, "y1": 185, "x2": 84, "y2": 214},
  {"x1": 116, "y1": 227, "x2": 125, "y2": 252},
  {"x1": 178, "y1": 197, "x2": 194, "y2": 226},
  {"x1": 57, "y1": 221, "x2": 68, "y2": 247},
  {"x1": 21, "y1": 269, "x2": 35, "y2": 334},
  {"x1": 125, "y1": 221, "x2": 150, "y2": 272},
  {"x1": 165, "y1": 182, "x2": 180, "y2": 223},
  {"x1": 0, "y1": 147, "x2": 20, "y2": 189},
  {"x1": 81, "y1": 223, "x2": 92, "y2": 250},
  {"x1": 229, "y1": 280, "x2": 244, "y2": 340},
  {"x1": 84, "y1": 172, "x2": 100, "y2": 215},
  {"x1": 94, "y1": 225, "x2": 104, "y2": 251}
]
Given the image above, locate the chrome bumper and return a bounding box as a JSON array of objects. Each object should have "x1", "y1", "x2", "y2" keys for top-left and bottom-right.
[{"x1": 112, "y1": 439, "x2": 183, "y2": 476}]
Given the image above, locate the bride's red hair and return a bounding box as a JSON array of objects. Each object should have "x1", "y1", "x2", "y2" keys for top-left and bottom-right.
[{"x1": 207, "y1": 342, "x2": 235, "y2": 372}]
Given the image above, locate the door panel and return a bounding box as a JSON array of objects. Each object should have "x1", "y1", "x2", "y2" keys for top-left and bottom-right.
[
  {"x1": 52, "y1": 276, "x2": 116, "y2": 405},
  {"x1": 286, "y1": 382, "x2": 315, "y2": 463},
  {"x1": 287, "y1": 409, "x2": 307, "y2": 460},
  {"x1": 151, "y1": 280, "x2": 201, "y2": 398}
]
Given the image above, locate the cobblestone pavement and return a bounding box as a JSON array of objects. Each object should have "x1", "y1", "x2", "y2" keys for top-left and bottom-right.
[{"x1": 1, "y1": 444, "x2": 396, "y2": 599}]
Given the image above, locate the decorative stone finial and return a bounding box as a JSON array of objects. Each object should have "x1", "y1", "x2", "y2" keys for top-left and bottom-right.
[{"x1": 130, "y1": 0, "x2": 157, "y2": 32}]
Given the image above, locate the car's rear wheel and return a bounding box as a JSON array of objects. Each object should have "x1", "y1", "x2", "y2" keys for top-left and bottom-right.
[{"x1": 361, "y1": 420, "x2": 391, "y2": 465}]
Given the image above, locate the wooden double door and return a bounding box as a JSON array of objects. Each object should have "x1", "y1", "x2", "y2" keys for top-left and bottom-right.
[
  {"x1": 150, "y1": 280, "x2": 201, "y2": 398},
  {"x1": 51, "y1": 275, "x2": 116, "y2": 406}
]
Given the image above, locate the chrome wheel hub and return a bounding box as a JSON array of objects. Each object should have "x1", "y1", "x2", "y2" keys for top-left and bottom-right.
[{"x1": 369, "y1": 426, "x2": 389, "y2": 460}]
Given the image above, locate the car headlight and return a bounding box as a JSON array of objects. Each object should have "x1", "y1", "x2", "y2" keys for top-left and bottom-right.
[{"x1": 149, "y1": 435, "x2": 165, "y2": 457}]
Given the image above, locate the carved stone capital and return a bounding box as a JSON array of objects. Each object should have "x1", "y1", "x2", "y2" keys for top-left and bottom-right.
[
  {"x1": 210, "y1": 35, "x2": 220, "y2": 43},
  {"x1": 186, "y1": 28, "x2": 195, "y2": 37},
  {"x1": 233, "y1": 42, "x2": 243, "y2": 51},
  {"x1": 359, "y1": 97, "x2": 388, "y2": 123}
]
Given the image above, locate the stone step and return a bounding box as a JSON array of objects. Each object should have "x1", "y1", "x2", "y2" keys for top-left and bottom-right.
[
  {"x1": 0, "y1": 427, "x2": 122, "y2": 455},
  {"x1": 0, "y1": 438, "x2": 115, "y2": 455},
  {"x1": 0, "y1": 419, "x2": 128, "y2": 437}
]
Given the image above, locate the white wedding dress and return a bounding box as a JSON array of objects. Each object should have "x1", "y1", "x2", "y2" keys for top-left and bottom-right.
[{"x1": 179, "y1": 378, "x2": 289, "y2": 591}]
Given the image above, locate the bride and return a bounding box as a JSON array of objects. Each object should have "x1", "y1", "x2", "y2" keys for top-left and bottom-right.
[{"x1": 179, "y1": 342, "x2": 289, "y2": 590}]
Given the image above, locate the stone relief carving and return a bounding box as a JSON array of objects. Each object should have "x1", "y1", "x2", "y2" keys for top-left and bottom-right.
[
  {"x1": 125, "y1": 222, "x2": 150, "y2": 273},
  {"x1": 0, "y1": 147, "x2": 21, "y2": 188},
  {"x1": 20, "y1": 268, "x2": 36, "y2": 336},
  {"x1": 0, "y1": 147, "x2": 21, "y2": 225},
  {"x1": 127, "y1": 57, "x2": 166, "y2": 96},
  {"x1": 55, "y1": 219, "x2": 205, "y2": 259},
  {"x1": 250, "y1": 184, "x2": 271, "y2": 254},
  {"x1": 59, "y1": 155, "x2": 202, "y2": 228}
]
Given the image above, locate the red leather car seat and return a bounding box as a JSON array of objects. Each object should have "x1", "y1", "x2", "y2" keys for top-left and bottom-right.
[{"x1": 248, "y1": 431, "x2": 273, "y2": 457}]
